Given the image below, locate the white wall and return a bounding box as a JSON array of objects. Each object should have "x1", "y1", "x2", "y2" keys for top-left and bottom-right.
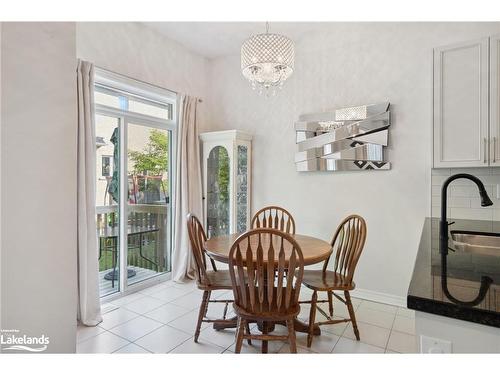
[
  {"x1": 76, "y1": 22, "x2": 211, "y2": 131},
  {"x1": 0, "y1": 23, "x2": 77, "y2": 353},
  {"x1": 208, "y1": 23, "x2": 500, "y2": 303}
]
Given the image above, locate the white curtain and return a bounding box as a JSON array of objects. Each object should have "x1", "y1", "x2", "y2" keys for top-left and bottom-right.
[
  {"x1": 172, "y1": 95, "x2": 204, "y2": 282},
  {"x1": 76, "y1": 60, "x2": 102, "y2": 326}
]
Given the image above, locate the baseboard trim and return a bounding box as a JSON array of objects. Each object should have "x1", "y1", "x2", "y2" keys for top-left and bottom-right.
[{"x1": 350, "y1": 288, "x2": 406, "y2": 307}]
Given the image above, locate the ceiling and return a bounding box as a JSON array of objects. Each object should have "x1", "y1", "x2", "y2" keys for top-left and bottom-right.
[{"x1": 144, "y1": 22, "x2": 329, "y2": 59}]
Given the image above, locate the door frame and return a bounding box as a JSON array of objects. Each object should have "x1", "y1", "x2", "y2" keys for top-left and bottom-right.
[{"x1": 95, "y1": 106, "x2": 177, "y2": 301}]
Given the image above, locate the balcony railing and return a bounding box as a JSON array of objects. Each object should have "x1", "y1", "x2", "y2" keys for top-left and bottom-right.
[{"x1": 96, "y1": 204, "x2": 170, "y2": 292}]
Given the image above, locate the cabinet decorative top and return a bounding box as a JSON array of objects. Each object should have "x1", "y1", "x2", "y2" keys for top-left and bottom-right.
[{"x1": 200, "y1": 130, "x2": 253, "y2": 142}]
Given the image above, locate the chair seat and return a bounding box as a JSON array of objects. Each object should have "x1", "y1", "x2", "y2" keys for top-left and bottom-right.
[
  {"x1": 197, "y1": 270, "x2": 233, "y2": 290},
  {"x1": 301, "y1": 270, "x2": 355, "y2": 291},
  {"x1": 233, "y1": 287, "x2": 300, "y2": 321}
]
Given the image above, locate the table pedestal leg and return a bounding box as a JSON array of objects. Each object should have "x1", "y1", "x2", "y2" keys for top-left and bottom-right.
[{"x1": 213, "y1": 316, "x2": 238, "y2": 331}]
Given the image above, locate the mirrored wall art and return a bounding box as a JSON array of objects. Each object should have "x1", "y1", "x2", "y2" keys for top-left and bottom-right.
[{"x1": 295, "y1": 102, "x2": 391, "y2": 172}]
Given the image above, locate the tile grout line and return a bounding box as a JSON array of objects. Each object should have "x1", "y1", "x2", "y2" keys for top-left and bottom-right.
[
  {"x1": 112, "y1": 290, "x2": 218, "y2": 353},
  {"x1": 108, "y1": 299, "x2": 201, "y2": 343},
  {"x1": 111, "y1": 340, "x2": 134, "y2": 354},
  {"x1": 78, "y1": 284, "x2": 199, "y2": 350},
  {"x1": 384, "y1": 312, "x2": 398, "y2": 352},
  {"x1": 350, "y1": 300, "x2": 398, "y2": 352},
  {"x1": 105, "y1": 284, "x2": 234, "y2": 353},
  {"x1": 112, "y1": 339, "x2": 153, "y2": 354},
  {"x1": 108, "y1": 314, "x2": 194, "y2": 353},
  {"x1": 168, "y1": 333, "x2": 229, "y2": 354},
  {"x1": 113, "y1": 285, "x2": 198, "y2": 319}
]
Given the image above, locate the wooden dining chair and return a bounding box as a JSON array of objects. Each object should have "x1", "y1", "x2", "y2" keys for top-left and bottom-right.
[
  {"x1": 187, "y1": 213, "x2": 241, "y2": 343},
  {"x1": 228, "y1": 228, "x2": 304, "y2": 353},
  {"x1": 251, "y1": 206, "x2": 296, "y2": 234},
  {"x1": 300, "y1": 214, "x2": 367, "y2": 348}
]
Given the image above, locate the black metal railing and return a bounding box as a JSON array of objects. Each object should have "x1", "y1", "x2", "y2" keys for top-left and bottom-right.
[{"x1": 96, "y1": 204, "x2": 170, "y2": 274}]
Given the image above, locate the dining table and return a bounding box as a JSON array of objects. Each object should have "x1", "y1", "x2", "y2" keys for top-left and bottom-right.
[{"x1": 204, "y1": 232, "x2": 333, "y2": 336}]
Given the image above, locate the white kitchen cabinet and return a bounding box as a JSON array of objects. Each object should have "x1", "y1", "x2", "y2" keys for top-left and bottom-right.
[
  {"x1": 433, "y1": 37, "x2": 489, "y2": 168},
  {"x1": 200, "y1": 130, "x2": 252, "y2": 237}
]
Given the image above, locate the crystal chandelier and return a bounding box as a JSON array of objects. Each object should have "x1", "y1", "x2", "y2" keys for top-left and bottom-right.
[{"x1": 241, "y1": 23, "x2": 295, "y2": 95}]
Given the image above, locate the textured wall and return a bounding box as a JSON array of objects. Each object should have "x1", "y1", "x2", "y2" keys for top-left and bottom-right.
[{"x1": 208, "y1": 23, "x2": 500, "y2": 303}]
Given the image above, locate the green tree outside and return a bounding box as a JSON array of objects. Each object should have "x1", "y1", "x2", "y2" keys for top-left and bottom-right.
[
  {"x1": 128, "y1": 129, "x2": 169, "y2": 196},
  {"x1": 128, "y1": 130, "x2": 230, "y2": 205}
]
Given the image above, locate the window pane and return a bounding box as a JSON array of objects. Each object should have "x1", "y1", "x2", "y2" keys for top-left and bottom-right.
[
  {"x1": 95, "y1": 114, "x2": 121, "y2": 297},
  {"x1": 102, "y1": 156, "x2": 112, "y2": 177},
  {"x1": 129, "y1": 99, "x2": 171, "y2": 120},
  {"x1": 94, "y1": 90, "x2": 122, "y2": 109},
  {"x1": 127, "y1": 124, "x2": 171, "y2": 285}
]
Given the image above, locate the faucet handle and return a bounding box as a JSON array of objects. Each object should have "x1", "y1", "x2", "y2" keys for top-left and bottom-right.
[{"x1": 447, "y1": 221, "x2": 456, "y2": 226}]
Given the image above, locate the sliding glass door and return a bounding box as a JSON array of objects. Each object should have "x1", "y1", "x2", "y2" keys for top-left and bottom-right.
[
  {"x1": 126, "y1": 123, "x2": 172, "y2": 286},
  {"x1": 94, "y1": 70, "x2": 176, "y2": 298}
]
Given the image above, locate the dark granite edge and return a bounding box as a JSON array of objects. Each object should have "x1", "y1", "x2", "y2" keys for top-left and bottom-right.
[
  {"x1": 407, "y1": 218, "x2": 500, "y2": 328},
  {"x1": 407, "y1": 295, "x2": 500, "y2": 328}
]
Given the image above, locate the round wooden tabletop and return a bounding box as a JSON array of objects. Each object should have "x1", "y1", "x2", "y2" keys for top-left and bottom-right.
[{"x1": 204, "y1": 233, "x2": 332, "y2": 266}]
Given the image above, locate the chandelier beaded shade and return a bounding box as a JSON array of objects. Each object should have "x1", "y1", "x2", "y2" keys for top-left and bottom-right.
[{"x1": 241, "y1": 23, "x2": 294, "y2": 95}]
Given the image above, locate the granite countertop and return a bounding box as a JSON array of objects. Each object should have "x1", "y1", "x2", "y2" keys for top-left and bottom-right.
[{"x1": 407, "y1": 217, "x2": 500, "y2": 327}]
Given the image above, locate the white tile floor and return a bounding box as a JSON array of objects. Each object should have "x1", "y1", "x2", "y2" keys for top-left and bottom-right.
[{"x1": 77, "y1": 279, "x2": 417, "y2": 354}]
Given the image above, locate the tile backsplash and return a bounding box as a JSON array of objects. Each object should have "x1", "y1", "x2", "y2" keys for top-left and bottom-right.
[{"x1": 431, "y1": 168, "x2": 500, "y2": 221}]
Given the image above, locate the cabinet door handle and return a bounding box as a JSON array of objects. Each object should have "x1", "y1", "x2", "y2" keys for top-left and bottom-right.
[
  {"x1": 494, "y1": 137, "x2": 497, "y2": 163},
  {"x1": 484, "y1": 138, "x2": 487, "y2": 163}
]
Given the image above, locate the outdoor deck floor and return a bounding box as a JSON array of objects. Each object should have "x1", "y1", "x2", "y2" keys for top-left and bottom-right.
[{"x1": 99, "y1": 266, "x2": 157, "y2": 296}]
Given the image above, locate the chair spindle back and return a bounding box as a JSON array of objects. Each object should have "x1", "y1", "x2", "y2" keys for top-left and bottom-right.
[
  {"x1": 228, "y1": 228, "x2": 304, "y2": 314},
  {"x1": 324, "y1": 215, "x2": 367, "y2": 284},
  {"x1": 251, "y1": 206, "x2": 296, "y2": 234},
  {"x1": 187, "y1": 213, "x2": 209, "y2": 285}
]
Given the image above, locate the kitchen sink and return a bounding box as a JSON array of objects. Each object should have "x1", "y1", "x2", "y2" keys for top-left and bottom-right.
[{"x1": 450, "y1": 230, "x2": 500, "y2": 256}]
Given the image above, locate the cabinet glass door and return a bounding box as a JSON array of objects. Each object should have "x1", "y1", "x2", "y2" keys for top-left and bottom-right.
[
  {"x1": 207, "y1": 146, "x2": 230, "y2": 237},
  {"x1": 236, "y1": 145, "x2": 249, "y2": 233}
]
